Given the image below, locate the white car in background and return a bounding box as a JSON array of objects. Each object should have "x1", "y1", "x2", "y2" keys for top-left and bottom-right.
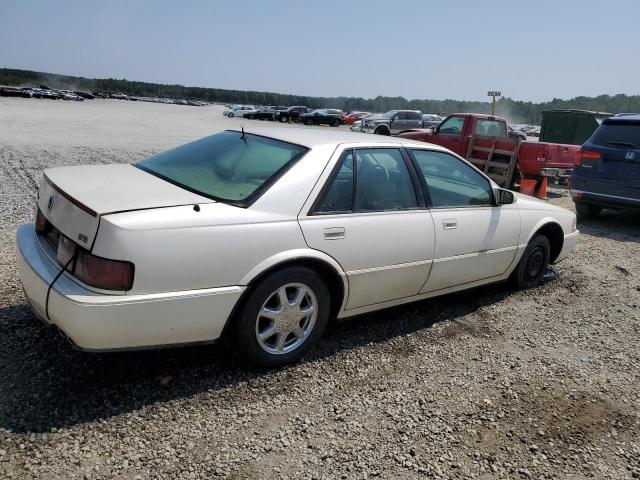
[
  {"x1": 17, "y1": 128, "x2": 578, "y2": 368},
  {"x1": 223, "y1": 105, "x2": 255, "y2": 118}
]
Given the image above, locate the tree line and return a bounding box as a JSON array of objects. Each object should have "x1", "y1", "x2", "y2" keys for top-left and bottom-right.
[{"x1": 2, "y1": 68, "x2": 639, "y2": 124}]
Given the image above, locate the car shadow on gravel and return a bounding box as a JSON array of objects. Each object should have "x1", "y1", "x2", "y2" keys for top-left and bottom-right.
[
  {"x1": 0, "y1": 280, "x2": 520, "y2": 434},
  {"x1": 577, "y1": 208, "x2": 640, "y2": 243}
]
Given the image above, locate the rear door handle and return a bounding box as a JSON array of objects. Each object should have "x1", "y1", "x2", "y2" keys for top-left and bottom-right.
[
  {"x1": 323, "y1": 227, "x2": 345, "y2": 240},
  {"x1": 442, "y1": 219, "x2": 457, "y2": 230}
]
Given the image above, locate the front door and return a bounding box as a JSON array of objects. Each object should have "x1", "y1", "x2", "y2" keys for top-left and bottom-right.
[
  {"x1": 407, "y1": 148, "x2": 520, "y2": 293},
  {"x1": 299, "y1": 147, "x2": 435, "y2": 309},
  {"x1": 430, "y1": 115, "x2": 466, "y2": 154}
]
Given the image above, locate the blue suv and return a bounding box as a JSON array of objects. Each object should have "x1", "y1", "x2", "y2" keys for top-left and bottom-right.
[{"x1": 571, "y1": 114, "x2": 640, "y2": 218}]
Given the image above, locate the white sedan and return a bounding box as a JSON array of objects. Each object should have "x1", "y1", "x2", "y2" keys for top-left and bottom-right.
[{"x1": 17, "y1": 128, "x2": 579, "y2": 368}]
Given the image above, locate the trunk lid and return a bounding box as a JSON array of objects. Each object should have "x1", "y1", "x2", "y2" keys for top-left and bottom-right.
[{"x1": 38, "y1": 164, "x2": 215, "y2": 249}]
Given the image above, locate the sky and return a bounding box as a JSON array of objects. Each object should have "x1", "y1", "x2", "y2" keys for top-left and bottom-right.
[{"x1": 1, "y1": 0, "x2": 638, "y2": 103}]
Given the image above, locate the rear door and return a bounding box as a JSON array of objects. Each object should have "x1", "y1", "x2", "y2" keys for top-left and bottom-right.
[{"x1": 299, "y1": 146, "x2": 435, "y2": 310}]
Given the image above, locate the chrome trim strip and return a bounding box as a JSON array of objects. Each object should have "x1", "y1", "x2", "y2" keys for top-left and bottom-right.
[
  {"x1": 347, "y1": 259, "x2": 432, "y2": 276},
  {"x1": 432, "y1": 245, "x2": 517, "y2": 263}
]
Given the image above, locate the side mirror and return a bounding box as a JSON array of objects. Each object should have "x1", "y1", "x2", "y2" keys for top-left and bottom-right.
[{"x1": 495, "y1": 188, "x2": 515, "y2": 205}]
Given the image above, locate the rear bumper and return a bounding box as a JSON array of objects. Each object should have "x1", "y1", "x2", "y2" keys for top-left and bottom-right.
[
  {"x1": 16, "y1": 224, "x2": 245, "y2": 351},
  {"x1": 570, "y1": 189, "x2": 640, "y2": 210},
  {"x1": 554, "y1": 231, "x2": 579, "y2": 264},
  {"x1": 541, "y1": 167, "x2": 572, "y2": 179}
]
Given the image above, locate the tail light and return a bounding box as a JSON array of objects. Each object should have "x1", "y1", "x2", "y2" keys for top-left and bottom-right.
[
  {"x1": 576, "y1": 149, "x2": 601, "y2": 166},
  {"x1": 56, "y1": 235, "x2": 134, "y2": 291}
]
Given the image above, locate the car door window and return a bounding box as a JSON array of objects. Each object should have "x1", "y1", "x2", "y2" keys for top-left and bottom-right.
[
  {"x1": 438, "y1": 116, "x2": 465, "y2": 134},
  {"x1": 316, "y1": 152, "x2": 354, "y2": 213},
  {"x1": 315, "y1": 148, "x2": 418, "y2": 214},
  {"x1": 411, "y1": 150, "x2": 492, "y2": 207}
]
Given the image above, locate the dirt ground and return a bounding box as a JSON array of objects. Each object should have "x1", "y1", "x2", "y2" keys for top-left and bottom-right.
[{"x1": 0, "y1": 97, "x2": 639, "y2": 479}]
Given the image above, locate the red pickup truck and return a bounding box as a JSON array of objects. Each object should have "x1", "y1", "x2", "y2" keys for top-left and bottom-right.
[{"x1": 398, "y1": 110, "x2": 609, "y2": 186}]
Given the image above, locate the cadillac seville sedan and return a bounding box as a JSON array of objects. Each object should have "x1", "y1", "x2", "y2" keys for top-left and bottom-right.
[{"x1": 17, "y1": 128, "x2": 579, "y2": 368}]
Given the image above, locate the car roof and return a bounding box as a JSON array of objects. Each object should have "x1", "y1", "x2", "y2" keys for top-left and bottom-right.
[
  {"x1": 607, "y1": 113, "x2": 640, "y2": 122},
  {"x1": 230, "y1": 127, "x2": 444, "y2": 149}
]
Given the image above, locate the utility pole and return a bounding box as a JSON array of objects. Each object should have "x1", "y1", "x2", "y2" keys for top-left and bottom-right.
[{"x1": 487, "y1": 91, "x2": 501, "y2": 116}]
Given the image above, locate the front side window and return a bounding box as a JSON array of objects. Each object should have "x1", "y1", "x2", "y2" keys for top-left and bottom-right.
[
  {"x1": 411, "y1": 149, "x2": 492, "y2": 208},
  {"x1": 315, "y1": 148, "x2": 418, "y2": 214},
  {"x1": 438, "y1": 116, "x2": 465, "y2": 134},
  {"x1": 135, "y1": 131, "x2": 307, "y2": 205},
  {"x1": 475, "y1": 119, "x2": 507, "y2": 137}
]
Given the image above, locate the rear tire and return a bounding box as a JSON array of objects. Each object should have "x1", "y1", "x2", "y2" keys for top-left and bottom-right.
[
  {"x1": 226, "y1": 267, "x2": 330, "y2": 369},
  {"x1": 305, "y1": 118, "x2": 314, "y2": 126},
  {"x1": 512, "y1": 234, "x2": 550, "y2": 289},
  {"x1": 331, "y1": 118, "x2": 340, "y2": 127},
  {"x1": 575, "y1": 201, "x2": 601, "y2": 219}
]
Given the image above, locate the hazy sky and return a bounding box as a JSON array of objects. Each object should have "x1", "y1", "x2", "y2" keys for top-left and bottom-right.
[{"x1": 1, "y1": 0, "x2": 638, "y2": 102}]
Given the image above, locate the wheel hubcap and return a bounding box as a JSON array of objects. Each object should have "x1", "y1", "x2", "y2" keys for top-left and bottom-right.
[
  {"x1": 525, "y1": 246, "x2": 545, "y2": 279},
  {"x1": 255, "y1": 283, "x2": 317, "y2": 355}
]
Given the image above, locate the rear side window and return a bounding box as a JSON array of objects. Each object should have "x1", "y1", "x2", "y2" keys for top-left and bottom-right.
[
  {"x1": 135, "y1": 131, "x2": 307, "y2": 206},
  {"x1": 475, "y1": 120, "x2": 507, "y2": 138},
  {"x1": 411, "y1": 149, "x2": 492, "y2": 208},
  {"x1": 406, "y1": 111, "x2": 422, "y2": 120},
  {"x1": 590, "y1": 121, "x2": 640, "y2": 147}
]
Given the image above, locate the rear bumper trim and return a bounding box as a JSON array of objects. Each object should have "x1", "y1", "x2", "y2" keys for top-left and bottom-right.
[{"x1": 571, "y1": 189, "x2": 640, "y2": 206}]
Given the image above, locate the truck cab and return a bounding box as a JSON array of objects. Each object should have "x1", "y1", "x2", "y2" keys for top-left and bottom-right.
[{"x1": 360, "y1": 110, "x2": 423, "y2": 135}]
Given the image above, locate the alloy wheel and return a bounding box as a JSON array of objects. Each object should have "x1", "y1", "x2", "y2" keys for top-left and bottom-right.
[{"x1": 255, "y1": 283, "x2": 318, "y2": 355}]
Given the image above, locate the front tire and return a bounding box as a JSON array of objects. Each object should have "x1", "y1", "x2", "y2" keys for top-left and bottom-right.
[
  {"x1": 331, "y1": 118, "x2": 340, "y2": 127},
  {"x1": 374, "y1": 126, "x2": 390, "y2": 135},
  {"x1": 304, "y1": 118, "x2": 314, "y2": 126},
  {"x1": 575, "y1": 201, "x2": 601, "y2": 219},
  {"x1": 227, "y1": 112, "x2": 234, "y2": 118},
  {"x1": 226, "y1": 267, "x2": 330, "y2": 369},
  {"x1": 512, "y1": 234, "x2": 550, "y2": 289}
]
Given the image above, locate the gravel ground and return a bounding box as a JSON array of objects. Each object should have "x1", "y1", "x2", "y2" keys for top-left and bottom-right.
[{"x1": 1, "y1": 97, "x2": 639, "y2": 479}]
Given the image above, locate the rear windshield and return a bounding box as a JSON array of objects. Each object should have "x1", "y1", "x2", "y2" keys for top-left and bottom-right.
[
  {"x1": 591, "y1": 121, "x2": 640, "y2": 148},
  {"x1": 135, "y1": 131, "x2": 308, "y2": 206}
]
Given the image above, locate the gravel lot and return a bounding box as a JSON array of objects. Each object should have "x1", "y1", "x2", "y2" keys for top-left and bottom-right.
[{"x1": 1, "y1": 97, "x2": 639, "y2": 479}]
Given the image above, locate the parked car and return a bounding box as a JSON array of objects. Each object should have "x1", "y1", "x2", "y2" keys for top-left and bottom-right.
[
  {"x1": 275, "y1": 106, "x2": 312, "y2": 123},
  {"x1": 250, "y1": 106, "x2": 287, "y2": 121},
  {"x1": 224, "y1": 105, "x2": 255, "y2": 118},
  {"x1": 570, "y1": 113, "x2": 640, "y2": 218},
  {"x1": 359, "y1": 110, "x2": 424, "y2": 135},
  {"x1": 299, "y1": 109, "x2": 344, "y2": 127},
  {"x1": 422, "y1": 114, "x2": 444, "y2": 128},
  {"x1": 344, "y1": 112, "x2": 372, "y2": 125},
  {"x1": 59, "y1": 90, "x2": 84, "y2": 101},
  {"x1": 74, "y1": 91, "x2": 95, "y2": 99},
  {"x1": 240, "y1": 106, "x2": 264, "y2": 119},
  {"x1": 0, "y1": 86, "x2": 23, "y2": 97},
  {"x1": 17, "y1": 128, "x2": 578, "y2": 368},
  {"x1": 508, "y1": 125, "x2": 527, "y2": 142}
]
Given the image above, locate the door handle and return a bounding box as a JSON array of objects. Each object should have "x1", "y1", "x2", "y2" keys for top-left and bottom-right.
[
  {"x1": 442, "y1": 219, "x2": 457, "y2": 230},
  {"x1": 323, "y1": 227, "x2": 345, "y2": 240}
]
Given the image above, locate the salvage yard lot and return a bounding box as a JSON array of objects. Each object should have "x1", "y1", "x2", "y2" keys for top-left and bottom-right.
[{"x1": 0, "y1": 97, "x2": 639, "y2": 479}]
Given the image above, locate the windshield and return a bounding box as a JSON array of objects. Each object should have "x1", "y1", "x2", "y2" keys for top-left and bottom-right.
[{"x1": 135, "y1": 131, "x2": 308, "y2": 206}]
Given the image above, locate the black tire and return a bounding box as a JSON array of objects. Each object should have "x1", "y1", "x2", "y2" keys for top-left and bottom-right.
[
  {"x1": 331, "y1": 118, "x2": 340, "y2": 127},
  {"x1": 512, "y1": 234, "x2": 550, "y2": 289},
  {"x1": 575, "y1": 201, "x2": 601, "y2": 219},
  {"x1": 374, "y1": 126, "x2": 390, "y2": 135},
  {"x1": 227, "y1": 112, "x2": 234, "y2": 118},
  {"x1": 226, "y1": 267, "x2": 330, "y2": 369},
  {"x1": 304, "y1": 118, "x2": 314, "y2": 126},
  {"x1": 279, "y1": 115, "x2": 288, "y2": 123}
]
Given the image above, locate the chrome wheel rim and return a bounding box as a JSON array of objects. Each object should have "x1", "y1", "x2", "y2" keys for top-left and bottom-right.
[{"x1": 255, "y1": 283, "x2": 318, "y2": 355}]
